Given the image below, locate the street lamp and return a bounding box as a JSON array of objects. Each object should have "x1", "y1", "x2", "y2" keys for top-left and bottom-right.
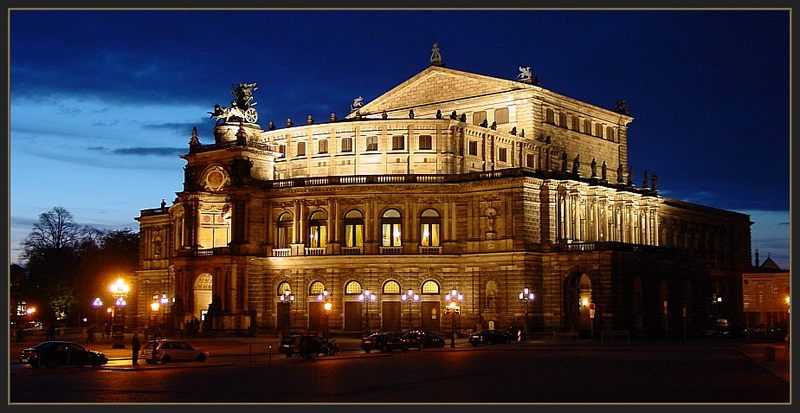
[
  {"x1": 358, "y1": 289, "x2": 377, "y2": 334},
  {"x1": 109, "y1": 278, "x2": 130, "y2": 349},
  {"x1": 400, "y1": 288, "x2": 420, "y2": 330},
  {"x1": 92, "y1": 298, "x2": 103, "y2": 328},
  {"x1": 278, "y1": 290, "x2": 295, "y2": 335},
  {"x1": 317, "y1": 289, "x2": 332, "y2": 339},
  {"x1": 518, "y1": 287, "x2": 534, "y2": 341},
  {"x1": 160, "y1": 293, "x2": 169, "y2": 335},
  {"x1": 150, "y1": 296, "x2": 161, "y2": 338},
  {"x1": 444, "y1": 288, "x2": 463, "y2": 348}
]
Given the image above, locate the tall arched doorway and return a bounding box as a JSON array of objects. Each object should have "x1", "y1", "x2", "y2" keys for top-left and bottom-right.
[
  {"x1": 193, "y1": 273, "x2": 213, "y2": 321},
  {"x1": 563, "y1": 273, "x2": 592, "y2": 334}
]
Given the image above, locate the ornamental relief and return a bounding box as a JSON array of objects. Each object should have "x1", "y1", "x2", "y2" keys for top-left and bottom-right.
[{"x1": 202, "y1": 165, "x2": 229, "y2": 192}]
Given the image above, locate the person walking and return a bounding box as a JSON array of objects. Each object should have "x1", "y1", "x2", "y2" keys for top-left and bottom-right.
[{"x1": 131, "y1": 334, "x2": 141, "y2": 366}]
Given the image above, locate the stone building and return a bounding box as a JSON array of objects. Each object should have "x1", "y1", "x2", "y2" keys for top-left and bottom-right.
[{"x1": 135, "y1": 47, "x2": 751, "y2": 339}]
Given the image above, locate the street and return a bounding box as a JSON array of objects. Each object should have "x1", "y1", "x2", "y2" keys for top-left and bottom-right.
[{"x1": 9, "y1": 340, "x2": 790, "y2": 403}]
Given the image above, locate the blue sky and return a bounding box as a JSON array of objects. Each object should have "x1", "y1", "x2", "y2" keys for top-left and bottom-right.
[{"x1": 9, "y1": 10, "x2": 790, "y2": 269}]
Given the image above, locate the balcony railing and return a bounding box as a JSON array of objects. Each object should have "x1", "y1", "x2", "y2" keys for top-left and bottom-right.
[
  {"x1": 419, "y1": 246, "x2": 442, "y2": 255},
  {"x1": 341, "y1": 247, "x2": 363, "y2": 255},
  {"x1": 272, "y1": 248, "x2": 291, "y2": 257},
  {"x1": 379, "y1": 246, "x2": 403, "y2": 255},
  {"x1": 304, "y1": 247, "x2": 325, "y2": 256}
]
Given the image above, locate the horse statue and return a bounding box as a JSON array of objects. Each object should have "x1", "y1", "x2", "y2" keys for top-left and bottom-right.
[{"x1": 210, "y1": 82, "x2": 259, "y2": 124}]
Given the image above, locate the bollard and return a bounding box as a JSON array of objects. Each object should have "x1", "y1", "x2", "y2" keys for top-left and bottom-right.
[
  {"x1": 268, "y1": 344, "x2": 272, "y2": 364},
  {"x1": 249, "y1": 344, "x2": 252, "y2": 364}
]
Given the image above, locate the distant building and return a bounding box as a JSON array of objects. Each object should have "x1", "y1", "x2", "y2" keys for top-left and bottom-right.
[
  {"x1": 135, "y1": 46, "x2": 752, "y2": 339},
  {"x1": 741, "y1": 253, "x2": 790, "y2": 330}
]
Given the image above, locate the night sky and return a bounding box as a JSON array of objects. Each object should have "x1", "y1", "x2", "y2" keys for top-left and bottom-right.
[{"x1": 9, "y1": 10, "x2": 790, "y2": 268}]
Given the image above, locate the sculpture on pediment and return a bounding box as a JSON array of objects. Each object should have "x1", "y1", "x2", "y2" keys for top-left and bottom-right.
[
  {"x1": 210, "y1": 82, "x2": 259, "y2": 125},
  {"x1": 651, "y1": 174, "x2": 658, "y2": 190},
  {"x1": 614, "y1": 100, "x2": 630, "y2": 115},
  {"x1": 517, "y1": 66, "x2": 532, "y2": 81},
  {"x1": 350, "y1": 96, "x2": 364, "y2": 112},
  {"x1": 430, "y1": 42, "x2": 444, "y2": 67},
  {"x1": 601, "y1": 161, "x2": 607, "y2": 181},
  {"x1": 590, "y1": 158, "x2": 597, "y2": 178},
  {"x1": 561, "y1": 152, "x2": 568, "y2": 172},
  {"x1": 642, "y1": 171, "x2": 649, "y2": 188},
  {"x1": 572, "y1": 154, "x2": 581, "y2": 175}
]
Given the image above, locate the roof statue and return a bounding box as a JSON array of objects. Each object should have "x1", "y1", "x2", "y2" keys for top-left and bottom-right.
[
  {"x1": 210, "y1": 82, "x2": 259, "y2": 125},
  {"x1": 614, "y1": 99, "x2": 630, "y2": 115},
  {"x1": 517, "y1": 66, "x2": 532, "y2": 81},
  {"x1": 350, "y1": 96, "x2": 364, "y2": 112},
  {"x1": 430, "y1": 42, "x2": 444, "y2": 67}
]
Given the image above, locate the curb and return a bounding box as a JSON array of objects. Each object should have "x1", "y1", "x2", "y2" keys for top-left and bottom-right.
[{"x1": 738, "y1": 349, "x2": 790, "y2": 385}]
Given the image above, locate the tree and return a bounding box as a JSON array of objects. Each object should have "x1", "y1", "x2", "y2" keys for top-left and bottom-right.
[{"x1": 21, "y1": 207, "x2": 82, "y2": 261}]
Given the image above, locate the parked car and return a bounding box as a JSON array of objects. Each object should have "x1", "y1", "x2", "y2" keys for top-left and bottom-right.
[
  {"x1": 361, "y1": 332, "x2": 409, "y2": 353},
  {"x1": 19, "y1": 341, "x2": 108, "y2": 368},
  {"x1": 141, "y1": 339, "x2": 209, "y2": 364},
  {"x1": 401, "y1": 330, "x2": 445, "y2": 349},
  {"x1": 22, "y1": 321, "x2": 44, "y2": 336},
  {"x1": 469, "y1": 329, "x2": 508, "y2": 346},
  {"x1": 279, "y1": 334, "x2": 339, "y2": 357},
  {"x1": 503, "y1": 326, "x2": 526, "y2": 343}
]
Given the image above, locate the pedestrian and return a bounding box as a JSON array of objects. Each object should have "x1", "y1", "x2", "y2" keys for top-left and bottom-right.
[{"x1": 131, "y1": 333, "x2": 141, "y2": 366}]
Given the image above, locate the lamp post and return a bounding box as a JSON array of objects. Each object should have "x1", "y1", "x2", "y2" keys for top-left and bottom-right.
[
  {"x1": 358, "y1": 289, "x2": 377, "y2": 335},
  {"x1": 92, "y1": 298, "x2": 103, "y2": 329},
  {"x1": 279, "y1": 290, "x2": 295, "y2": 335},
  {"x1": 150, "y1": 300, "x2": 160, "y2": 338},
  {"x1": 109, "y1": 278, "x2": 130, "y2": 349},
  {"x1": 518, "y1": 287, "x2": 534, "y2": 342},
  {"x1": 400, "y1": 288, "x2": 420, "y2": 330},
  {"x1": 160, "y1": 293, "x2": 169, "y2": 336},
  {"x1": 444, "y1": 288, "x2": 463, "y2": 348},
  {"x1": 317, "y1": 289, "x2": 332, "y2": 340}
]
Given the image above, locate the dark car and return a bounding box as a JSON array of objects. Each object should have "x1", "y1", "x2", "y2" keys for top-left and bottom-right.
[
  {"x1": 401, "y1": 330, "x2": 445, "y2": 349},
  {"x1": 141, "y1": 339, "x2": 209, "y2": 364},
  {"x1": 503, "y1": 326, "x2": 526, "y2": 343},
  {"x1": 19, "y1": 341, "x2": 108, "y2": 368},
  {"x1": 361, "y1": 332, "x2": 409, "y2": 353},
  {"x1": 279, "y1": 334, "x2": 339, "y2": 357},
  {"x1": 469, "y1": 329, "x2": 508, "y2": 346}
]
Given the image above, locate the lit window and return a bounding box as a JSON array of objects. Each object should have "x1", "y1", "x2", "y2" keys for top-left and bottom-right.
[
  {"x1": 277, "y1": 282, "x2": 291, "y2": 296},
  {"x1": 421, "y1": 280, "x2": 440, "y2": 294},
  {"x1": 308, "y1": 211, "x2": 327, "y2": 248},
  {"x1": 383, "y1": 281, "x2": 401, "y2": 294},
  {"x1": 309, "y1": 281, "x2": 325, "y2": 295},
  {"x1": 343, "y1": 210, "x2": 364, "y2": 248},
  {"x1": 381, "y1": 209, "x2": 402, "y2": 246},
  {"x1": 420, "y1": 209, "x2": 441, "y2": 247},
  {"x1": 276, "y1": 213, "x2": 293, "y2": 249},
  {"x1": 345, "y1": 281, "x2": 363, "y2": 295}
]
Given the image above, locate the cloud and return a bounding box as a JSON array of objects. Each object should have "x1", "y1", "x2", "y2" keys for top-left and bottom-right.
[
  {"x1": 111, "y1": 147, "x2": 186, "y2": 157},
  {"x1": 144, "y1": 119, "x2": 214, "y2": 134}
]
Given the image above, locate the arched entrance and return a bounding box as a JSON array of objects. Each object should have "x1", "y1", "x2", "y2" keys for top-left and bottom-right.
[
  {"x1": 563, "y1": 273, "x2": 592, "y2": 334},
  {"x1": 193, "y1": 273, "x2": 213, "y2": 321}
]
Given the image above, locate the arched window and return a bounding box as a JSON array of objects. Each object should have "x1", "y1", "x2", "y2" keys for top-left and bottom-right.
[
  {"x1": 421, "y1": 280, "x2": 440, "y2": 295},
  {"x1": 343, "y1": 209, "x2": 364, "y2": 248},
  {"x1": 381, "y1": 209, "x2": 402, "y2": 246},
  {"x1": 277, "y1": 281, "x2": 292, "y2": 296},
  {"x1": 345, "y1": 280, "x2": 363, "y2": 295},
  {"x1": 309, "y1": 281, "x2": 325, "y2": 295},
  {"x1": 308, "y1": 211, "x2": 327, "y2": 248},
  {"x1": 276, "y1": 212, "x2": 294, "y2": 249},
  {"x1": 420, "y1": 209, "x2": 441, "y2": 247},
  {"x1": 383, "y1": 280, "x2": 401, "y2": 294},
  {"x1": 545, "y1": 108, "x2": 555, "y2": 124}
]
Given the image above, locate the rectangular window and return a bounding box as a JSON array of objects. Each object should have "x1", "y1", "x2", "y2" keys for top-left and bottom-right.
[
  {"x1": 526, "y1": 154, "x2": 535, "y2": 168},
  {"x1": 472, "y1": 111, "x2": 487, "y2": 126},
  {"x1": 595, "y1": 124, "x2": 603, "y2": 138},
  {"x1": 572, "y1": 116, "x2": 580, "y2": 131},
  {"x1": 341, "y1": 137, "x2": 353, "y2": 152},
  {"x1": 345, "y1": 224, "x2": 364, "y2": 247},
  {"x1": 297, "y1": 142, "x2": 306, "y2": 156},
  {"x1": 318, "y1": 139, "x2": 328, "y2": 154},
  {"x1": 419, "y1": 135, "x2": 432, "y2": 150},
  {"x1": 278, "y1": 145, "x2": 286, "y2": 157},
  {"x1": 392, "y1": 135, "x2": 405, "y2": 151},
  {"x1": 420, "y1": 223, "x2": 440, "y2": 246},
  {"x1": 382, "y1": 223, "x2": 402, "y2": 246},
  {"x1": 468, "y1": 141, "x2": 478, "y2": 156},
  {"x1": 498, "y1": 147, "x2": 507, "y2": 163},
  {"x1": 366, "y1": 136, "x2": 378, "y2": 151},
  {"x1": 494, "y1": 108, "x2": 509, "y2": 124},
  {"x1": 584, "y1": 120, "x2": 592, "y2": 135}
]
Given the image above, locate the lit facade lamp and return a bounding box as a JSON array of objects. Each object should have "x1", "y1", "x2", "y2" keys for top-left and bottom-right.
[
  {"x1": 160, "y1": 293, "x2": 169, "y2": 333},
  {"x1": 444, "y1": 288, "x2": 463, "y2": 348},
  {"x1": 92, "y1": 298, "x2": 103, "y2": 329},
  {"x1": 317, "y1": 289, "x2": 333, "y2": 339},
  {"x1": 400, "y1": 288, "x2": 420, "y2": 330},
  {"x1": 358, "y1": 289, "x2": 377, "y2": 334},
  {"x1": 518, "y1": 287, "x2": 535, "y2": 338}
]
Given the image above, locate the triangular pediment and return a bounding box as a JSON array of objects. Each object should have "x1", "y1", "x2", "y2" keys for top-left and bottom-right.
[{"x1": 350, "y1": 66, "x2": 533, "y2": 117}]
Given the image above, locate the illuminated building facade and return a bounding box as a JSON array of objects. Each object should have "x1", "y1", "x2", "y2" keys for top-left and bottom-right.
[{"x1": 135, "y1": 47, "x2": 751, "y2": 338}]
